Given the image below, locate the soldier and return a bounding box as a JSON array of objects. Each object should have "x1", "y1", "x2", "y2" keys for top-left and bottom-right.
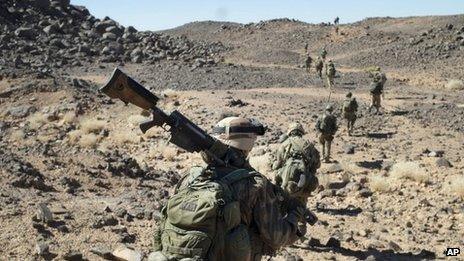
[
  {"x1": 316, "y1": 105, "x2": 338, "y2": 163},
  {"x1": 150, "y1": 117, "x2": 305, "y2": 261},
  {"x1": 369, "y1": 80, "x2": 383, "y2": 114},
  {"x1": 325, "y1": 60, "x2": 336, "y2": 88},
  {"x1": 341, "y1": 92, "x2": 358, "y2": 136},
  {"x1": 304, "y1": 54, "x2": 312, "y2": 74},
  {"x1": 320, "y1": 48, "x2": 328, "y2": 60},
  {"x1": 315, "y1": 56, "x2": 324, "y2": 79},
  {"x1": 334, "y1": 16, "x2": 340, "y2": 25},
  {"x1": 272, "y1": 123, "x2": 320, "y2": 205}
]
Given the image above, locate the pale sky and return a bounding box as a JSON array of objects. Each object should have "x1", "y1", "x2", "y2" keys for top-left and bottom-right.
[{"x1": 71, "y1": 0, "x2": 464, "y2": 31}]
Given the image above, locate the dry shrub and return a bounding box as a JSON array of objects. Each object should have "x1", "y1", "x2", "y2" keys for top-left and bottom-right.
[
  {"x1": 249, "y1": 154, "x2": 271, "y2": 175},
  {"x1": 61, "y1": 111, "x2": 77, "y2": 124},
  {"x1": 79, "y1": 133, "x2": 100, "y2": 148},
  {"x1": 79, "y1": 118, "x2": 106, "y2": 134},
  {"x1": 161, "y1": 88, "x2": 179, "y2": 98},
  {"x1": 160, "y1": 144, "x2": 178, "y2": 161},
  {"x1": 128, "y1": 114, "x2": 148, "y2": 127},
  {"x1": 445, "y1": 79, "x2": 464, "y2": 90},
  {"x1": 318, "y1": 174, "x2": 331, "y2": 190},
  {"x1": 369, "y1": 175, "x2": 392, "y2": 192},
  {"x1": 390, "y1": 161, "x2": 429, "y2": 183},
  {"x1": 449, "y1": 176, "x2": 464, "y2": 198},
  {"x1": 9, "y1": 129, "x2": 25, "y2": 142},
  {"x1": 67, "y1": 129, "x2": 82, "y2": 144},
  {"x1": 112, "y1": 131, "x2": 139, "y2": 145},
  {"x1": 28, "y1": 113, "x2": 48, "y2": 129}
]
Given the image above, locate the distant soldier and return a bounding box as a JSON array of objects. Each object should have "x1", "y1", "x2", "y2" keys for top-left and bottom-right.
[
  {"x1": 320, "y1": 48, "x2": 328, "y2": 60},
  {"x1": 325, "y1": 60, "x2": 336, "y2": 88},
  {"x1": 341, "y1": 92, "x2": 358, "y2": 136},
  {"x1": 304, "y1": 54, "x2": 312, "y2": 74},
  {"x1": 316, "y1": 105, "x2": 338, "y2": 163},
  {"x1": 369, "y1": 67, "x2": 387, "y2": 89},
  {"x1": 273, "y1": 123, "x2": 321, "y2": 205},
  {"x1": 369, "y1": 81, "x2": 383, "y2": 114},
  {"x1": 315, "y1": 56, "x2": 324, "y2": 79},
  {"x1": 334, "y1": 17, "x2": 340, "y2": 25}
]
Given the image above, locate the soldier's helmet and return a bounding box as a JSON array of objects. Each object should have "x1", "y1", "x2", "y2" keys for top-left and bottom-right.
[
  {"x1": 287, "y1": 122, "x2": 305, "y2": 136},
  {"x1": 212, "y1": 117, "x2": 265, "y2": 153},
  {"x1": 346, "y1": 92, "x2": 352, "y2": 98},
  {"x1": 325, "y1": 104, "x2": 334, "y2": 112}
]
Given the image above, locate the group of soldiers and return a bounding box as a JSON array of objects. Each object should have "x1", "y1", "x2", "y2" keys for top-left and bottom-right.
[
  {"x1": 146, "y1": 50, "x2": 388, "y2": 261},
  {"x1": 304, "y1": 47, "x2": 337, "y2": 89}
]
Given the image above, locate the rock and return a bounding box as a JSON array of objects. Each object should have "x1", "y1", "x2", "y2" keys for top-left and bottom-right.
[
  {"x1": 6, "y1": 105, "x2": 36, "y2": 118},
  {"x1": 36, "y1": 241, "x2": 49, "y2": 256},
  {"x1": 427, "y1": 150, "x2": 444, "y2": 157},
  {"x1": 34, "y1": 0, "x2": 51, "y2": 9},
  {"x1": 343, "y1": 144, "x2": 356, "y2": 154},
  {"x1": 63, "y1": 251, "x2": 83, "y2": 261},
  {"x1": 226, "y1": 98, "x2": 248, "y2": 107},
  {"x1": 326, "y1": 163, "x2": 343, "y2": 173},
  {"x1": 324, "y1": 237, "x2": 341, "y2": 248},
  {"x1": 436, "y1": 158, "x2": 452, "y2": 168},
  {"x1": 358, "y1": 188, "x2": 373, "y2": 198},
  {"x1": 388, "y1": 241, "x2": 402, "y2": 252},
  {"x1": 36, "y1": 203, "x2": 53, "y2": 223},
  {"x1": 43, "y1": 24, "x2": 60, "y2": 35},
  {"x1": 15, "y1": 27, "x2": 35, "y2": 39},
  {"x1": 112, "y1": 245, "x2": 142, "y2": 261},
  {"x1": 102, "y1": 32, "x2": 117, "y2": 41},
  {"x1": 92, "y1": 215, "x2": 118, "y2": 228},
  {"x1": 306, "y1": 237, "x2": 322, "y2": 247},
  {"x1": 90, "y1": 246, "x2": 114, "y2": 259},
  {"x1": 285, "y1": 255, "x2": 303, "y2": 261},
  {"x1": 148, "y1": 252, "x2": 168, "y2": 261}
]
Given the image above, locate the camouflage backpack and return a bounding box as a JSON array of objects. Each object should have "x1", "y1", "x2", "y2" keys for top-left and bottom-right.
[
  {"x1": 343, "y1": 98, "x2": 358, "y2": 113},
  {"x1": 275, "y1": 137, "x2": 320, "y2": 199},
  {"x1": 154, "y1": 167, "x2": 255, "y2": 261},
  {"x1": 315, "y1": 58, "x2": 323, "y2": 70},
  {"x1": 317, "y1": 114, "x2": 337, "y2": 135},
  {"x1": 327, "y1": 64, "x2": 336, "y2": 77}
]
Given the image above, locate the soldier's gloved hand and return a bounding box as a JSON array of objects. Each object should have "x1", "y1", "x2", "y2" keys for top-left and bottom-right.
[
  {"x1": 286, "y1": 206, "x2": 306, "y2": 227},
  {"x1": 297, "y1": 222, "x2": 307, "y2": 238}
]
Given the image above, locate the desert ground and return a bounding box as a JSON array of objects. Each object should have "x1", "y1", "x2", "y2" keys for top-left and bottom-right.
[{"x1": 1, "y1": 1, "x2": 464, "y2": 260}]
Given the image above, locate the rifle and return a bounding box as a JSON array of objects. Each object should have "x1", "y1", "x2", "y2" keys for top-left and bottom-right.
[
  {"x1": 100, "y1": 68, "x2": 317, "y2": 225},
  {"x1": 275, "y1": 185, "x2": 318, "y2": 226}
]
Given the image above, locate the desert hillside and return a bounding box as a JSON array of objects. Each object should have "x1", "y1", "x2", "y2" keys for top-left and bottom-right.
[{"x1": 0, "y1": 1, "x2": 463, "y2": 260}]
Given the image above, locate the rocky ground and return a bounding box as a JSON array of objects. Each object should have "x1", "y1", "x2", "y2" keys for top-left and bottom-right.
[{"x1": 1, "y1": 1, "x2": 464, "y2": 260}]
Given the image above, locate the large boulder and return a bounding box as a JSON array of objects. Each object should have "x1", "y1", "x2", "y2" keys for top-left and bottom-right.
[{"x1": 15, "y1": 27, "x2": 36, "y2": 40}]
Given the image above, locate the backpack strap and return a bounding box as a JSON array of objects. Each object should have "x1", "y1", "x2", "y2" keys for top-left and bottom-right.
[{"x1": 220, "y1": 168, "x2": 259, "y2": 186}]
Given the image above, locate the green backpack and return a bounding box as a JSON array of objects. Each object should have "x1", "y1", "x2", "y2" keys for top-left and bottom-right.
[
  {"x1": 155, "y1": 167, "x2": 256, "y2": 261},
  {"x1": 275, "y1": 138, "x2": 319, "y2": 199},
  {"x1": 319, "y1": 114, "x2": 337, "y2": 135}
]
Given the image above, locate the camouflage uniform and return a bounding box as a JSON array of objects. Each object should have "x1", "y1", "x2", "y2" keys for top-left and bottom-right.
[
  {"x1": 273, "y1": 123, "x2": 320, "y2": 205},
  {"x1": 316, "y1": 105, "x2": 338, "y2": 163},
  {"x1": 341, "y1": 92, "x2": 358, "y2": 136},
  {"x1": 369, "y1": 81, "x2": 383, "y2": 113},
  {"x1": 151, "y1": 117, "x2": 303, "y2": 261},
  {"x1": 325, "y1": 60, "x2": 336, "y2": 88},
  {"x1": 320, "y1": 48, "x2": 327, "y2": 61},
  {"x1": 304, "y1": 55, "x2": 312, "y2": 74},
  {"x1": 315, "y1": 56, "x2": 324, "y2": 79}
]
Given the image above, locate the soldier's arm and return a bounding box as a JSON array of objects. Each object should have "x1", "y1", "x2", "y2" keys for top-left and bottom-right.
[{"x1": 252, "y1": 177, "x2": 300, "y2": 250}]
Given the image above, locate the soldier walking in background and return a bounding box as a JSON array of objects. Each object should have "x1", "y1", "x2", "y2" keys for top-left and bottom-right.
[
  {"x1": 316, "y1": 105, "x2": 338, "y2": 163},
  {"x1": 341, "y1": 92, "x2": 358, "y2": 136},
  {"x1": 273, "y1": 123, "x2": 320, "y2": 205},
  {"x1": 305, "y1": 54, "x2": 312, "y2": 74},
  {"x1": 325, "y1": 60, "x2": 336, "y2": 88},
  {"x1": 315, "y1": 56, "x2": 324, "y2": 80}
]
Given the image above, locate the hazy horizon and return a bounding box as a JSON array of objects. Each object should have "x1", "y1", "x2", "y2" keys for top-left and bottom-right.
[{"x1": 70, "y1": 0, "x2": 464, "y2": 31}]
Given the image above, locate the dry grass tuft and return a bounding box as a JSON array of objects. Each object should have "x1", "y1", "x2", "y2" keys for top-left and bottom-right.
[
  {"x1": 161, "y1": 88, "x2": 179, "y2": 98},
  {"x1": 249, "y1": 154, "x2": 271, "y2": 175},
  {"x1": 318, "y1": 174, "x2": 331, "y2": 190},
  {"x1": 128, "y1": 114, "x2": 148, "y2": 127},
  {"x1": 79, "y1": 118, "x2": 106, "y2": 134},
  {"x1": 390, "y1": 161, "x2": 429, "y2": 183},
  {"x1": 9, "y1": 129, "x2": 25, "y2": 142},
  {"x1": 445, "y1": 79, "x2": 464, "y2": 90},
  {"x1": 111, "y1": 131, "x2": 139, "y2": 145},
  {"x1": 28, "y1": 113, "x2": 48, "y2": 129},
  {"x1": 449, "y1": 176, "x2": 464, "y2": 198},
  {"x1": 67, "y1": 130, "x2": 82, "y2": 144},
  {"x1": 61, "y1": 111, "x2": 77, "y2": 124},
  {"x1": 79, "y1": 133, "x2": 100, "y2": 148},
  {"x1": 161, "y1": 144, "x2": 178, "y2": 161},
  {"x1": 369, "y1": 175, "x2": 393, "y2": 192}
]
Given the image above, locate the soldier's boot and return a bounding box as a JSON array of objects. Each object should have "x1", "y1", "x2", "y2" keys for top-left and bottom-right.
[{"x1": 321, "y1": 142, "x2": 326, "y2": 161}]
